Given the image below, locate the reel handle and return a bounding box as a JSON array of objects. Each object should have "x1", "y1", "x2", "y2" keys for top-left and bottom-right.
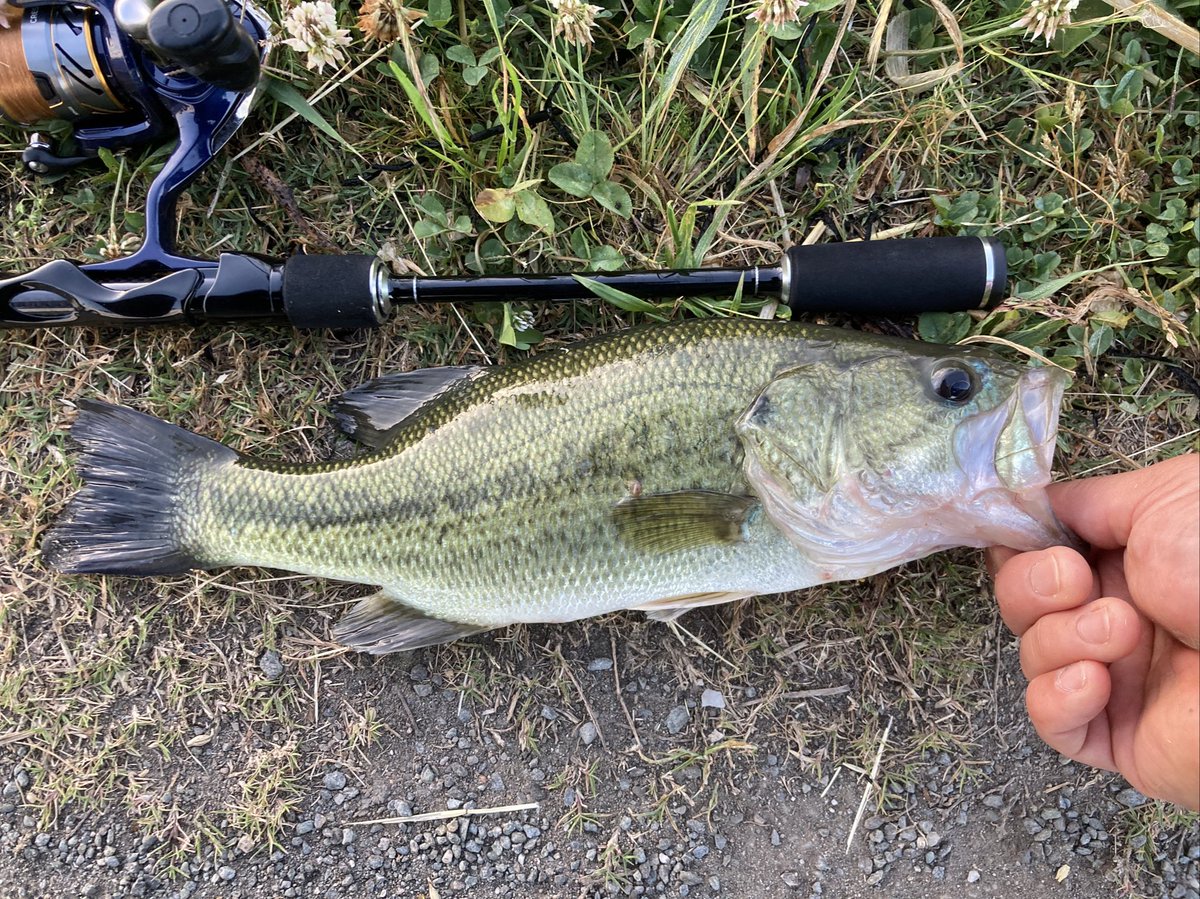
[{"x1": 143, "y1": 0, "x2": 261, "y2": 91}]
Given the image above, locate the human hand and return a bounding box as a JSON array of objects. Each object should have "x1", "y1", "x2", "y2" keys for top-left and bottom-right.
[{"x1": 987, "y1": 454, "x2": 1199, "y2": 810}]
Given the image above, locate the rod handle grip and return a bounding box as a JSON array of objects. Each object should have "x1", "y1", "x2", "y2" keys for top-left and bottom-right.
[
  {"x1": 784, "y1": 237, "x2": 1006, "y2": 316},
  {"x1": 281, "y1": 254, "x2": 390, "y2": 329}
]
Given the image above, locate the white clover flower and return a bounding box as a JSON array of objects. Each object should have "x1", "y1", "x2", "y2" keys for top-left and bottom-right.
[
  {"x1": 1017, "y1": 0, "x2": 1081, "y2": 45},
  {"x1": 512, "y1": 309, "x2": 536, "y2": 332},
  {"x1": 548, "y1": 0, "x2": 604, "y2": 46},
  {"x1": 748, "y1": 0, "x2": 810, "y2": 30},
  {"x1": 282, "y1": 1, "x2": 353, "y2": 72}
]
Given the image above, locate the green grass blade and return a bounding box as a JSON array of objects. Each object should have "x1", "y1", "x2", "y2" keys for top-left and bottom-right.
[
  {"x1": 651, "y1": 1, "x2": 730, "y2": 123},
  {"x1": 261, "y1": 78, "x2": 354, "y2": 152}
]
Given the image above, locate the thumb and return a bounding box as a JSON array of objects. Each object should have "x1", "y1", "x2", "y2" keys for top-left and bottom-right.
[{"x1": 1047, "y1": 454, "x2": 1199, "y2": 550}]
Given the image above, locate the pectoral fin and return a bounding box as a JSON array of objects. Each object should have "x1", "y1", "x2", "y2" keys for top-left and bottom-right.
[
  {"x1": 635, "y1": 590, "x2": 755, "y2": 621},
  {"x1": 334, "y1": 590, "x2": 489, "y2": 654},
  {"x1": 333, "y1": 366, "x2": 485, "y2": 448},
  {"x1": 612, "y1": 490, "x2": 756, "y2": 554}
]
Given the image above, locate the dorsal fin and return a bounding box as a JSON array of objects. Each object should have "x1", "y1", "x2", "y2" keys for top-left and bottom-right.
[
  {"x1": 332, "y1": 366, "x2": 483, "y2": 449},
  {"x1": 611, "y1": 490, "x2": 757, "y2": 554},
  {"x1": 334, "y1": 590, "x2": 490, "y2": 654}
]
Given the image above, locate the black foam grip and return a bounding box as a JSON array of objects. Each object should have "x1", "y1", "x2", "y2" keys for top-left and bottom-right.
[
  {"x1": 282, "y1": 254, "x2": 384, "y2": 329},
  {"x1": 785, "y1": 237, "x2": 1006, "y2": 316},
  {"x1": 146, "y1": 0, "x2": 260, "y2": 91}
]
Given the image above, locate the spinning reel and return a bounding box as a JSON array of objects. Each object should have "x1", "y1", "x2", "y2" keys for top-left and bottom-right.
[
  {"x1": 0, "y1": 0, "x2": 1008, "y2": 330},
  {"x1": 1, "y1": 0, "x2": 268, "y2": 258}
]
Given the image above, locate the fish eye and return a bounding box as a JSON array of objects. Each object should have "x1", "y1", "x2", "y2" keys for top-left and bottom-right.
[{"x1": 931, "y1": 363, "x2": 977, "y2": 405}]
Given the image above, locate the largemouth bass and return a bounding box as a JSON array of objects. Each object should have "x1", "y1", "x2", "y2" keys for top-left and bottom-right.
[{"x1": 42, "y1": 319, "x2": 1073, "y2": 653}]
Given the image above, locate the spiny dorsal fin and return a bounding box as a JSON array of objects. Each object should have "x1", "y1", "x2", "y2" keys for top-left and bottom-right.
[
  {"x1": 332, "y1": 366, "x2": 484, "y2": 449},
  {"x1": 635, "y1": 590, "x2": 755, "y2": 621},
  {"x1": 611, "y1": 490, "x2": 757, "y2": 554},
  {"x1": 333, "y1": 590, "x2": 490, "y2": 654}
]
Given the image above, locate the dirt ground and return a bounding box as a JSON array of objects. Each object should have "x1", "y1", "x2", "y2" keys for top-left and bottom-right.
[{"x1": 1, "y1": 564, "x2": 1196, "y2": 899}]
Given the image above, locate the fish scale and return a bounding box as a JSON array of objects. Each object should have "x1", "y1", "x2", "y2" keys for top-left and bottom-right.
[{"x1": 43, "y1": 318, "x2": 1074, "y2": 653}]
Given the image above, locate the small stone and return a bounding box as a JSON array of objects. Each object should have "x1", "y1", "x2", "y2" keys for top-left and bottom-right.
[
  {"x1": 700, "y1": 689, "x2": 725, "y2": 710},
  {"x1": 323, "y1": 771, "x2": 347, "y2": 791},
  {"x1": 236, "y1": 833, "x2": 254, "y2": 854},
  {"x1": 780, "y1": 871, "x2": 801, "y2": 888},
  {"x1": 541, "y1": 705, "x2": 559, "y2": 721},
  {"x1": 771, "y1": 829, "x2": 781, "y2": 847},
  {"x1": 1116, "y1": 788, "x2": 1147, "y2": 807},
  {"x1": 579, "y1": 723, "x2": 598, "y2": 746},
  {"x1": 665, "y1": 705, "x2": 690, "y2": 735},
  {"x1": 967, "y1": 869, "x2": 980, "y2": 883},
  {"x1": 924, "y1": 831, "x2": 941, "y2": 849},
  {"x1": 587, "y1": 658, "x2": 613, "y2": 672},
  {"x1": 295, "y1": 821, "x2": 314, "y2": 836},
  {"x1": 342, "y1": 828, "x2": 357, "y2": 846},
  {"x1": 217, "y1": 866, "x2": 236, "y2": 881},
  {"x1": 983, "y1": 795, "x2": 1004, "y2": 809},
  {"x1": 258, "y1": 650, "x2": 284, "y2": 680}
]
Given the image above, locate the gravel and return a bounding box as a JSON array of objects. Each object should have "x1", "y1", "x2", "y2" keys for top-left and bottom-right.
[
  {"x1": 665, "y1": 705, "x2": 690, "y2": 735},
  {"x1": 258, "y1": 650, "x2": 284, "y2": 680}
]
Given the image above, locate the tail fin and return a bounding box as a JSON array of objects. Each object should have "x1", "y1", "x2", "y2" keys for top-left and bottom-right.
[{"x1": 42, "y1": 400, "x2": 239, "y2": 575}]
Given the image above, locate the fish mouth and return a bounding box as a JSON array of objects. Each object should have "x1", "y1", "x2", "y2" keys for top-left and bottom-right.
[{"x1": 954, "y1": 365, "x2": 1077, "y2": 551}]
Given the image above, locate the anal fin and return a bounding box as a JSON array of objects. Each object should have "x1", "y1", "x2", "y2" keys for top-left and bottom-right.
[
  {"x1": 334, "y1": 591, "x2": 489, "y2": 654},
  {"x1": 634, "y1": 590, "x2": 754, "y2": 622}
]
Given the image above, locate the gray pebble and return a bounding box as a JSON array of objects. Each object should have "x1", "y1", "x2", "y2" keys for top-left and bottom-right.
[
  {"x1": 983, "y1": 795, "x2": 1004, "y2": 809},
  {"x1": 700, "y1": 689, "x2": 725, "y2": 710},
  {"x1": 665, "y1": 705, "x2": 690, "y2": 735},
  {"x1": 967, "y1": 869, "x2": 981, "y2": 883},
  {"x1": 323, "y1": 771, "x2": 347, "y2": 791},
  {"x1": 1116, "y1": 788, "x2": 1147, "y2": 807},
  {"x1": 579, "y1": 723, "x2": 598, "y2": 746},
  {"x1": 217, "y1": 865, "x2": 236, "y2": 882},
  {"x1": 587, "y1": 658, "x2": 613, "y2": 671},
  {"x1": 258, "y1": 650, "x2": 284, "y2": 680}
]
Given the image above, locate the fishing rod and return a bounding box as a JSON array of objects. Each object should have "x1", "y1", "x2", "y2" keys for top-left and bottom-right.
[{"x1": 0, "y1": 0, "x2": 1007, "y2": 331}]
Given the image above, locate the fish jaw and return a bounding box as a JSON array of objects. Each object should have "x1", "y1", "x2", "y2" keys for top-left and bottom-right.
[
  {"x1": 951, "y1": 365, "x2": 1077, "y2": 552},
  {"x1": 739, "y1": 360, "x2": 1077, "y2": 579}
]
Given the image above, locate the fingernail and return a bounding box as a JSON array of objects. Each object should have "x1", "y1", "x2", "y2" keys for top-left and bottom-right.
[
  {"x1": 1056, "y1": 662, "x2": 1088, "y2": 693},
  {"x1": 1076, "y1": 605, "x2": 1111, "y2": 645},
  {"x1": 1028, "y1": 554, "x2": 1060, "y2": 598}
]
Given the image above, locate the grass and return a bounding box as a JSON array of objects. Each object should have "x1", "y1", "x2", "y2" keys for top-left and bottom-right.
[{"x1": 1, "y1": 0, "x2": 1197, "y2": 895}]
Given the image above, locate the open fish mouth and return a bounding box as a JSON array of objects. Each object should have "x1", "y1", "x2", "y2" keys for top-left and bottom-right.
[{"x1": 955, "y1": 364, "x2": 1077, "y2": 551}]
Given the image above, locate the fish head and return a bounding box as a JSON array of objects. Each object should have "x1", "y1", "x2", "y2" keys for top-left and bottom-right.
[{"x1": 736, "y1": 342, "x2": 1075, "y2": 577}]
